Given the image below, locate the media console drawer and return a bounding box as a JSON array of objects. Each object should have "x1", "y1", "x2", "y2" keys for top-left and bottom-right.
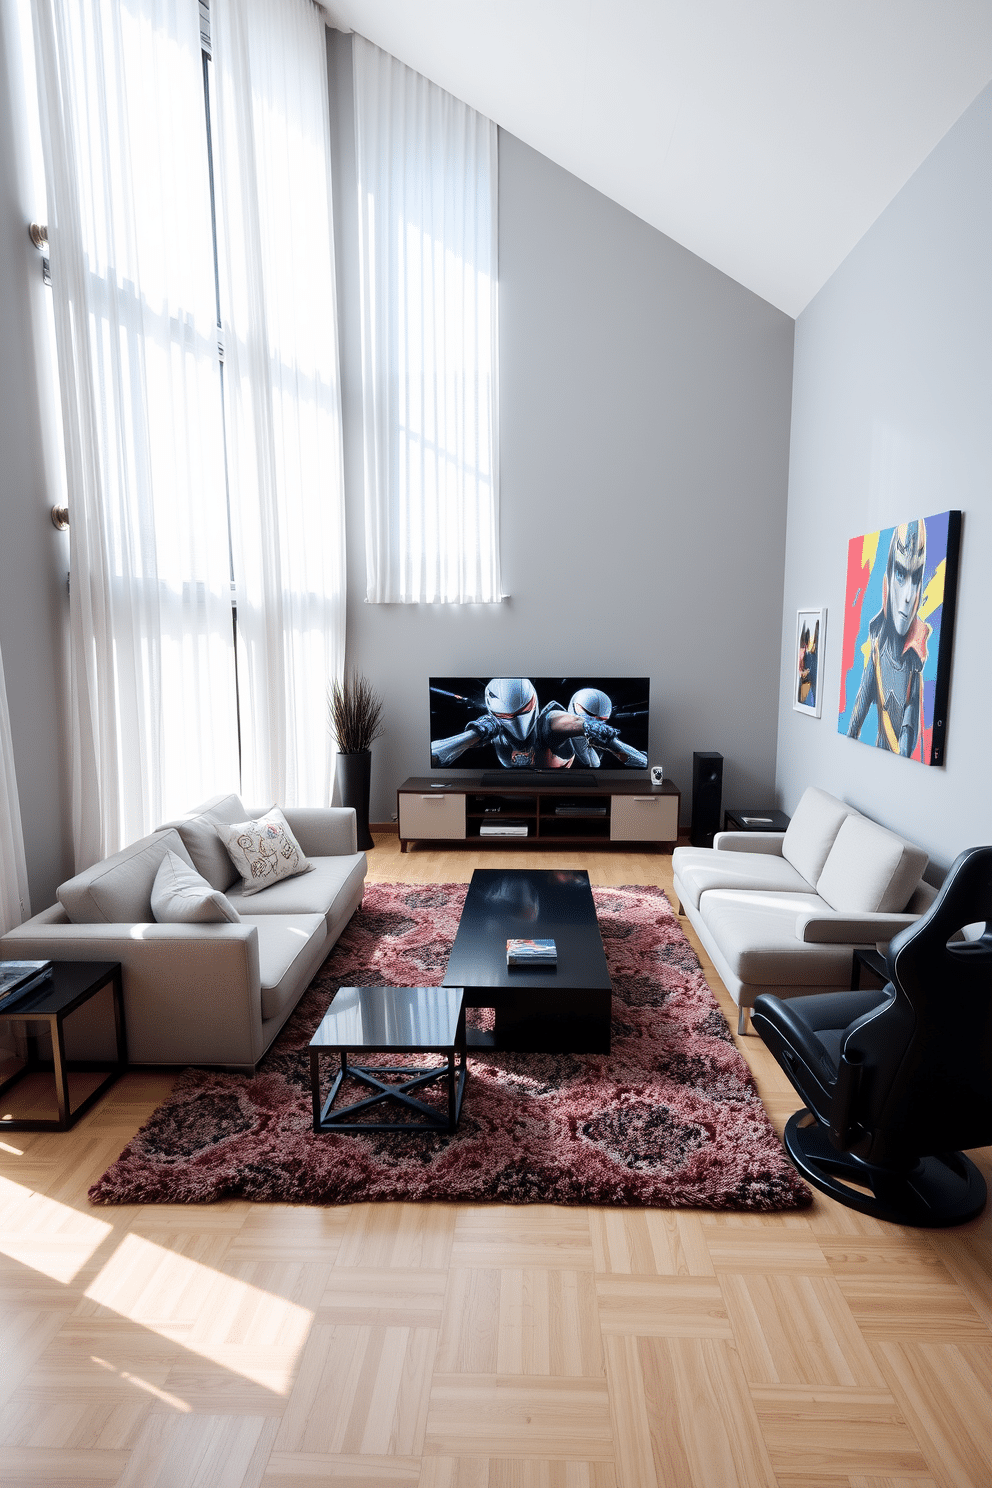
[
  {"x1": 610, "y1": 793, "x2": 679, "y2": 842},
  {"x1": 398, "y1": 791, "x2": 466, "y2": 841}
]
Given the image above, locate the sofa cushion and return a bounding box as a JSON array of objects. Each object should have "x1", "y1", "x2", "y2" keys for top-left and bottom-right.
[
  {"x1": 242, "y1": 913, "x2": 328, "y2": 1021},
  {"x1": 151, "y1": 850, "x2": 241, "y2": 925},
  {"x1": 218, "y1": 807, "x2": 314, "y2": 897},
  {"x1": 673, "y1": 847, "x2": 812, "y2": 911},
  {"x1": 780, "y1": 787, "x2": 854, "y2": 886},
  {"x1": 58, "y1": 829, "x2": 197, "y2": 924},
  {"x1": 816, "y1": 814, "x2": 928, "y2": 914},
  {"x1": 226, "y1": 853, "x2": 366, "y2": 932},
  {"x1": 698, "y1": 889, "x2": 856, "y2": 987},
  {"x1": 164, "y1": 794, "x2": 250, "y2": 893}
]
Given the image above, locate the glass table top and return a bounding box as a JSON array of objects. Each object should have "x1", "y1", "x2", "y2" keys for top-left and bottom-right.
[{"x1": 309, "y1": 985, "x2": 465, "y2": 1050}]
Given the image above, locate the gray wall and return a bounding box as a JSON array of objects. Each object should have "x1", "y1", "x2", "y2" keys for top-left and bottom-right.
[
  {"x1": 775, "y1": 83, "x2": 992, "y2": 874},
  {"x1": 329, "y1": 31, "x2": 795, "y2": 826},
  {"x1": 0, "y1": 0, "x2": 72, "y2": 910}
]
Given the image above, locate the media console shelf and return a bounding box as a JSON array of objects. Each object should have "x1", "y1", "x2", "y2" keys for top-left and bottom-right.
[{"x1": 396, "y1": 776, "x2": 680, "y2": 852}]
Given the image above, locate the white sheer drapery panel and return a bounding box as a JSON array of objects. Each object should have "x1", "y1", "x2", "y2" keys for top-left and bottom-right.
[
  {"x1": 211, "y1": 0, "x2": 346, "y2": 808},
  {"x1": 33, "y1": 0, "x2": 240, "y2": 868},
  {"x1": 353, "y1": 37, "x2": 501, "y2": 606},
  {"x1": 0, "y1": 642, "x2": 31, "y2": 935}
]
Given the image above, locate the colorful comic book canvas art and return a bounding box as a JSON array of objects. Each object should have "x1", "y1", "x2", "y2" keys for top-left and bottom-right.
[{"x1": 838, "y1": 510, "x2": 961, "y2": 766}]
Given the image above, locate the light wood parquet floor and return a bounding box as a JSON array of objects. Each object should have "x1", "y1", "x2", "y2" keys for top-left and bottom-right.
[{"x1": 1, "y1": 834, "x2": 990, "y2": 1487}]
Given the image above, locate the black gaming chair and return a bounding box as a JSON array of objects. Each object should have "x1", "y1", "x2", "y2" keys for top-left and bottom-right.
[{"x1": 752, "y1": 845, "x2": 992, "y2": 1227}]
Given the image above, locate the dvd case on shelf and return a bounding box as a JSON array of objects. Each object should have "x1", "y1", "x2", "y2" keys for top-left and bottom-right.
[{"x1": 506, "y1": 938, "x2": 557, "y2": 966}]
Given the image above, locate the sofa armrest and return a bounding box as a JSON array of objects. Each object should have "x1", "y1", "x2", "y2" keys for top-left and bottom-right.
[
  {"x1": 795, "y1": 911, "x2": 919, "y2": 945},
  {"x1": 1, "y1": 920, "x2": 260, "y2": 987},
  {"x1": 1, "y1": 920, "x2": 263, "y2": 1066},
  {"x1": 278, "y1": 806, "x2": 358, "y2": 856},
  {"x1": 712, "y1": 831, "x2": 787, "y2": 856},
  {"x1": 2, "y1": 917, "x2": 258, "y2": 950}
]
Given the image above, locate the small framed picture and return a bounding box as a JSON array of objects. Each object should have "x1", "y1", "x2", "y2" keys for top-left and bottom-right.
[{"x1": 794, "y1": 608, "x2": 825, "y2": 718}]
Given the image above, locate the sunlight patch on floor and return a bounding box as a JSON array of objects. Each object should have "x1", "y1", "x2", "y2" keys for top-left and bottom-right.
[
  {"x1": 84, "y1": 1232, "x2": 313, "y2": 1393},
  {"x1": 91, "y1": 1353, "x2": 192, "y2": 1411},
  {"x1": 0, "y1": 1175, "x2": 113, "y2": 1282}
]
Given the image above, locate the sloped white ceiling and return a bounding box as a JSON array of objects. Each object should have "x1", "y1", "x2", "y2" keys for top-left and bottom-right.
[{"x1": 320, "y1": 0, "x2": 992, "y2": 316}]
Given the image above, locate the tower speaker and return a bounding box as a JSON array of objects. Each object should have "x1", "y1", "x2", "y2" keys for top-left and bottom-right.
[{"x1": 690, "y1": 751, "x2": 723, "y2": 848}]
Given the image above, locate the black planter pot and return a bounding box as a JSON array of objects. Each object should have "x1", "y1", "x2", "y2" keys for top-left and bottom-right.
[{"x1": 335, "y1": 750, "x2": 375, "y2": 850}]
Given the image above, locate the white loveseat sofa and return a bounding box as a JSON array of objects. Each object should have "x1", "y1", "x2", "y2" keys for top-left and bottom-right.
[
  {"x1": 672, "y1": 786, "x2": 936, "y2": 1034},
  {"x1": 0, "y1": 794, "x2": 367, "y2": 1071}
]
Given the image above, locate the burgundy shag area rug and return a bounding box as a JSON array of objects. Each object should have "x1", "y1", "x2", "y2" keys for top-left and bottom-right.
[{"x1": 89, "y1": 883, "x2": 809, "y2": 1211}]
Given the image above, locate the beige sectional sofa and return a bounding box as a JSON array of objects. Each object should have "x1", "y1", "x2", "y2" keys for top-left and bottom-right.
[
  {"x1": 672, "y1": 786, "x2": 936, "y2": 1034},
  {"x1": 0, "y1": 794, "x2": 367, "y2": 1071}
]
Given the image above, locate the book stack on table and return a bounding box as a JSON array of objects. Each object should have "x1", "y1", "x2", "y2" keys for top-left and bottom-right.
[
  {"x1": 0, "y1": 960, "x2": 54, "y2": 1011},
  {"x1": 506, "y1": 938, "x2": 557, "y2": 968}
]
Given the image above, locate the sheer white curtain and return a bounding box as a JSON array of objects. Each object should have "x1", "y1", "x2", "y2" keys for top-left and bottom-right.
[
  {"x1": 211, "y1": 0, "x2": 347, "y2": 807},
  {"x1": 353, "y1": 36, "x2": 501, "y2": 606},
  {"x1": 0, "y1": 643, "x2": 31, "y2": 935},
  {"x1": 33, "y1": 0, "x2": 240, "y2": 867}
]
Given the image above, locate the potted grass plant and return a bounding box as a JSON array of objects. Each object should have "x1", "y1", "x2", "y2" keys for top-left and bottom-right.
[{"x1": 327, "y1": 671, "x2": 385, "y2": 851}]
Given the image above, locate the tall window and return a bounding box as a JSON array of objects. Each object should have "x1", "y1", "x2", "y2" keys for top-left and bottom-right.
[
  {"x1": 30, "y1": 0, "x2": 345, "y2": 864},
  {"x1": 210, "y1": 0, "x2": 346, "y2": 810},
  {"x1": 33, "y1": 0, "x2": 239, "y2": 864},
  {"x1": 353, "y1": 36, "x2": 502, "y2": 606}
]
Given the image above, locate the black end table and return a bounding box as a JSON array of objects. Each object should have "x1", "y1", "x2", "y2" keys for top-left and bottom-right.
[
  {"x1": 851, "y1": 947, "x2": 889, "y2": 992},
  {"x1": 723, "y1": 808, "x2": 791, "y2": 833},
  {"x1": 309, "y1": 985, "x2": 467, "y2": 1134},
  {"x1": 0, "y1": 960, "x2": 126, "y2": 1131}
]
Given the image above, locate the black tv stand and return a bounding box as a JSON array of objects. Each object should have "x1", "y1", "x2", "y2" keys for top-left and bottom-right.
[
  {"x1": 398, "y1": 775, "x2": 681, "y2": 851},
  {"x1": 479, "y1": 771, "x2": 598, "y2": 787}
]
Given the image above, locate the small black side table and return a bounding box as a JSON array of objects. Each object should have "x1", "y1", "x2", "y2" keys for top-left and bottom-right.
[
  {"x1": 309, "y1": 985, "x2": 466, "y2": 1134},
  {"x1": 851, "y1": 947, "x2": 889, "y2": 992},
  {"x1": 723, "y1": 808, "x2": 792, "y2": 833},
  {"x1": 0, "y1": 961, "x2": 126, "y2": 1131}
]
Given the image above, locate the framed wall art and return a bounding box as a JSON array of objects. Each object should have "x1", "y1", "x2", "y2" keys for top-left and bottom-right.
[
  {"x1": 794, "y1": 609, "x2": 825, "y2": 718},
  {"x1": 837, "y1": 510, "x2": 961, "y2": 766}
]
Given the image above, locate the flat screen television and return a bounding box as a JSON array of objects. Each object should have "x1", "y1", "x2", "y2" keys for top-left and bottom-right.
[{"x1": 429, "y1": 676, "x2": 650, "y2": 777}]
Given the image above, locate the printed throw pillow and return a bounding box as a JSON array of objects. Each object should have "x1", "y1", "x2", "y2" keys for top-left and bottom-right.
[
  {"x1": 217, "y1": 807, "x2": 314, "y2": 896},
  {"x1": 150, "y1": 850, "x2": 242, "y2": 924}
]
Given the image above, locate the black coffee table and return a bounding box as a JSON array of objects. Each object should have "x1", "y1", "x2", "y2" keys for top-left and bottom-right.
[{"x1": 443, "y1": 868, "x2": 612, "y2": 1053}]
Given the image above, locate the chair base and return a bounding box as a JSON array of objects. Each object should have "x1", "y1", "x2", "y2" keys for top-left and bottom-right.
[{"x1": 784, "y1": 1111, "x2": 987, "y2": 1228}]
